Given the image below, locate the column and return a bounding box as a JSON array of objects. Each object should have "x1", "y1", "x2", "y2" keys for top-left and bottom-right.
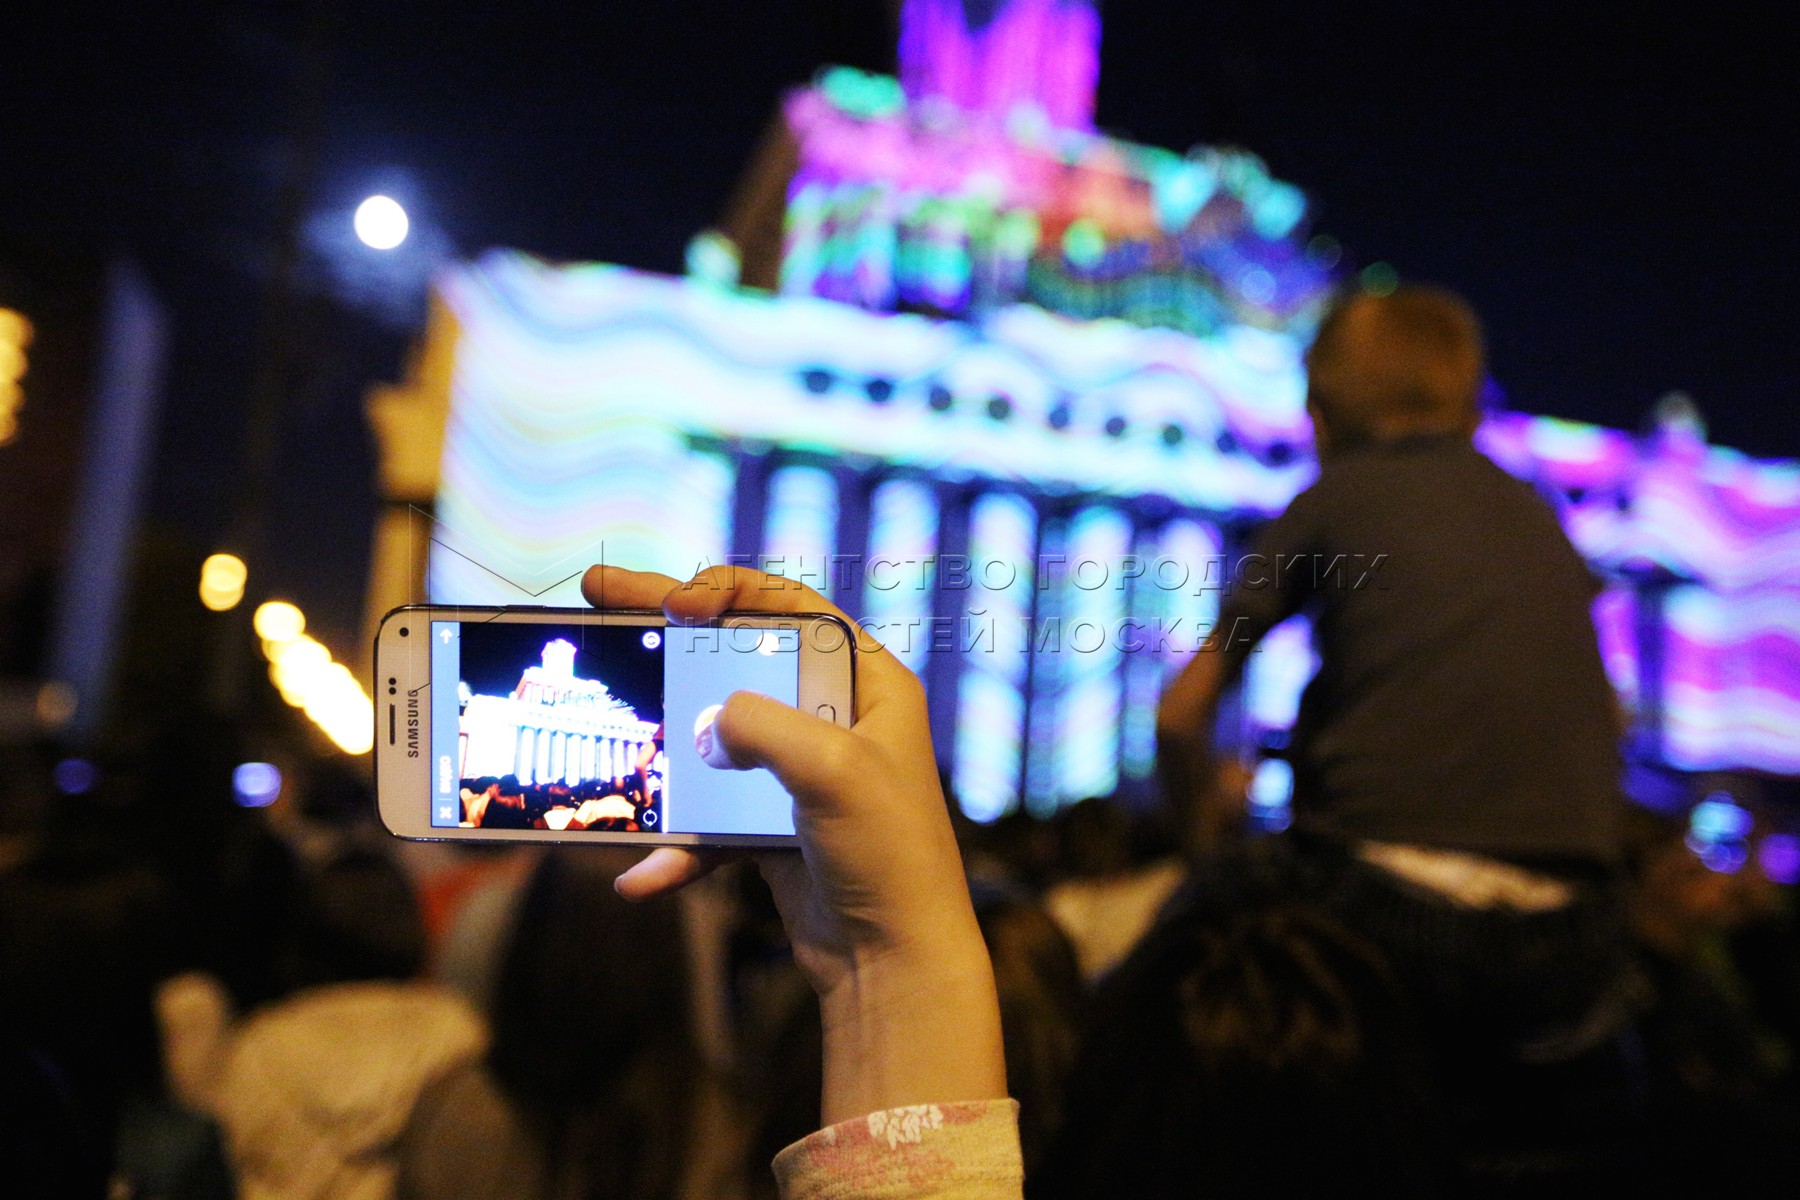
[
  {"x1": 951, "y1": 490, "x2": 1035, "y2": 822},
  {"x1": 762, "y1": 462, "x2": 840, "y2": 597},
  {"x1": 863, "y1": 476, "x2": 941, "y2": 678}
]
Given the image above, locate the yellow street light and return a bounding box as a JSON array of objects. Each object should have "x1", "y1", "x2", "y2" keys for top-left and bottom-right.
[
  {"x1": 253, "y1": 599, "x2": 306, "y2": 642},
  {"x1": 199, "y1": 553, "x2": 248, "y2": 611}
]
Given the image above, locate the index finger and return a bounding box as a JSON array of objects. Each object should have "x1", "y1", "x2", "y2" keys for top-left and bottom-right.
[{"x1": 580, "y1": 563, "x2": 683, "y2": 612}]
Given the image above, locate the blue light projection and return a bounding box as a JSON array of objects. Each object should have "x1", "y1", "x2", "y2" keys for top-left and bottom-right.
[
  {"x1": 1033, "y1": 505, "x2": 1132, "y2": 808},
  {"x1": 862, "y1": 478, "x2": 940, "y2": 677},
  {"x1": 954, "y1": 492, "x2": 1037, "y2": 821},
  {"x1": 761, "y1": 464, "x2": 840, "y2": 597}
]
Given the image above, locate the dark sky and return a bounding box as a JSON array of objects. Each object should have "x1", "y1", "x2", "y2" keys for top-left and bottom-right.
[
  {"x1": 3, "y1": 0, "x2": 1795, "y2": 644},
  {"x1": 457, "y1": 620, "x2": 662, "y2": 725}
]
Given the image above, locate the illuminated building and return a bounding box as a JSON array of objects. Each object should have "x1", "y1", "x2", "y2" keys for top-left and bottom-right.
[
  {"x1": 459, "y1": 638, "x2": 661, "y2": 788},
  {"x1": 366, "y1": 0, "x2": 1799, "y2": 821}
]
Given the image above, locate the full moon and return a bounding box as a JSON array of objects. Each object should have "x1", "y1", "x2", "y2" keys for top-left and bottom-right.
[{"x1": 353, "y1": 195, "x2": 409, "y2": 250}]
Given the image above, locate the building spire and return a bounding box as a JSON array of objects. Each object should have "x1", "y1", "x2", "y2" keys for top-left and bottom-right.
[{"x1": 898, "y1": 0, "x2": 1100, "y2": 130}]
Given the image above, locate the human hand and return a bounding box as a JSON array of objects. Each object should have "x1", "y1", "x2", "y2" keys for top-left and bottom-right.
[{"x1": 581, "y1": 563, "x2": 1005, "y2": 1122}]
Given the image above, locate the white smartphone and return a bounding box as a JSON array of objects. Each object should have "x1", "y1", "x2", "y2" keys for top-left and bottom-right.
[{"x1": 373, "y1": 605, "x2": 855, "y2": 847}]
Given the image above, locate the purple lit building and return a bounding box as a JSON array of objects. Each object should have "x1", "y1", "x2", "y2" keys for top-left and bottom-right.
[{"x1": 367, "y1": 0, "x2": 1799, "y2": 826}]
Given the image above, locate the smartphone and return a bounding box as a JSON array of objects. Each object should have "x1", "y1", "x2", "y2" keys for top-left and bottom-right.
[{"x1": 374, "y1": 605, "x2": 854, "y2": 846}]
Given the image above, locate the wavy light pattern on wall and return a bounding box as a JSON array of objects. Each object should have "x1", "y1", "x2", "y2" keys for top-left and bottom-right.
[
  {"x1": 1479, "y1": 413, "x2": 1800, "y2": 773},
  {"x1": 862, "y1": 478, "x2": 940, "y2": 677},
  {"x1": 1662, "y1": 588, "x2": 1800, "y2": 773},
  {"x1": 440, "y1": 255, "x2": 1313, "y2": 513}
]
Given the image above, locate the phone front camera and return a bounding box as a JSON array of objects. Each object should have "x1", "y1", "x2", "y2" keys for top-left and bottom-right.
[{"x1": 399, "y1": 627, "x2": 410, "y2": 638}]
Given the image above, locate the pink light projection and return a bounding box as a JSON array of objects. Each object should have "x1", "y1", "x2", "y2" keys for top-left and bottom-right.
[
  {"x1": 899, "y1": 0, "x2": 1102, "y2": 131},
  {"x1": 1475, "y1": 413, "x2": 1800, "y2": 587},
  {"x1": 1477, "y1": 411, "x2": 1800, "y2": 773}
]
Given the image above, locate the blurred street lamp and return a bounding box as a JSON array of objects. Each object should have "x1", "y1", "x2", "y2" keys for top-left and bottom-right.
[
  {"x1": 354, "y1": 195, "x2": 410, "y2": 250},
  {"x1": 252, "y1": 599, "x2": 305, "y2": 641},
  {"x1": 199, "y1": 553, "x2": 248, "y2": 611},
  {"x1": 0, "y1": 306, "x2": 31, "y2": 446},
  {"x1": 254, "y1": 595, "x2": 373, "y2": 755}
]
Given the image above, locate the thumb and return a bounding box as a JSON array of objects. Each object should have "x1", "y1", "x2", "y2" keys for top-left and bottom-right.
[{"x1": 703, "y1": 689, "x2": 863, "y2": 806}]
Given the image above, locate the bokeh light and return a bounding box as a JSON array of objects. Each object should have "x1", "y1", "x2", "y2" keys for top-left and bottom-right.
[
  {"x1": 252, "y1": 598, "x2": 374, "y2": 754},
  {"x1": 1758, "y1": 833, "x2": 1800, "y2": 886},
  {"x1": 1249, "y1": 758, "x2": 1294, "y2": 832},
  {"x1": 51, "y1": 758, "x2": 98, "y2": 796},
  {"x1": 35, "y1": 680, "x2": 77, "y2": 730},
  {"x1": 0, "y1": 307, "x2": 32, "y2": 447},
  {"x1": 1062, "y1": 218, "x2": 1105, "y2": 268},
  {"x1": 199, "y1": 553, "x2": 248, "y2": 611},
  {"x1": 354, "y1": 194, "x2": 410, "y2": 250},
  {"x1": 1687, "y1": 795, "x2": 1754, "y2": 874},
  {"x1": 253, "y1": 599, "x2": 306, "y2": 642},
  {"x1": 232, "y1": 761, "x2": 283, "y2": 807},
  {"x1": 1360, "y1": 261, "x2": 1399, "y2": 296},
  {"x1": 1306, "y1": 234, "x2": 1342, "y2": 268}
]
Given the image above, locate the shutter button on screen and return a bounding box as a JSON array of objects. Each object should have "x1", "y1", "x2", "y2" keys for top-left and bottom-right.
[{"x1": 816, "y1": 704, "x2": 836, "y2": 722}]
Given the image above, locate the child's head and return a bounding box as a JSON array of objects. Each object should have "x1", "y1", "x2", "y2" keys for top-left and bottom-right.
[{"x1": 1305, "y1": 284, "x2": 1485, "y2": 454}]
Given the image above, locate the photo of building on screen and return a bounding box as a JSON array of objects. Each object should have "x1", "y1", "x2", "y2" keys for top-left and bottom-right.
[{"x1": 456, "y1": 638, "x2": 665, "y2": 832}]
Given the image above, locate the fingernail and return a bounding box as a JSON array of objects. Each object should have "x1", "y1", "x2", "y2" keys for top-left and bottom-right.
[{"x1": 696, "y1": 719, "x2": 734, "y2": 770}]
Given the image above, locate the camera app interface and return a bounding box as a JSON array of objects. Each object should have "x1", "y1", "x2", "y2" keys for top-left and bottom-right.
[{"x1": 429, "y1": 620, "x2": 800, "y2": 837}]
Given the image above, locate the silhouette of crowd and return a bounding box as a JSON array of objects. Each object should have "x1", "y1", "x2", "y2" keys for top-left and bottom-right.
[{"x1": 459, "y1": 772, "x2": 659, "y2": 833}]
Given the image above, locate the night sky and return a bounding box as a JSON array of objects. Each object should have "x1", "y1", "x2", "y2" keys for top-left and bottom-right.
[
  {"x1": 3, "y1": 0, "x2": 1794, "y2": 647},
  {"x1": 457, "y1": 620, "x2": 663, "y2": 726}
]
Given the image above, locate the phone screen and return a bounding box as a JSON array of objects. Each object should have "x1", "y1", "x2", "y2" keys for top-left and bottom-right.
[{"x1": 428, "y1": 620, "x2": 800, "y2": 837}]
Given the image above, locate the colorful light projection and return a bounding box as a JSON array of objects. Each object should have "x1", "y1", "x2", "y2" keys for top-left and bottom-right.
[
  {"x1": 954, "y1": 492, "x2": 1038, "y2": 821},
  {"x1": 1478, "y1": 412, "x2": 1800, "y2": 774},
  {"x1": 1027, "y1": 505, "x2": 1133, "y2": 809},
  {"x1": 761, "y1": 463, "x2": 840, "y2": 597},
  {"x1": 1241, "y1": 615, "x2": 1320, "y2": 739},
  {"x1": 426, "y1": 249, "x2": 1800, "y2": 812},
  {"x1": 427, "y1": 252, "x2": 1319, "y2": 816},
  {"x1": 862, "y1": 478, "x2": 940, "y2": 676},
  {"x1": 429, "y1": 281, "x2": 739, "y2": 599},
  {"x1": 459, "y1": 638, "x2": 660, "y2": 787},
  {"x1": 415, "y1": 0, "x2": 1799, "y2": 822},
  {"x1": 899, "y1": 0, "x2": 1102, "y2": 132},
  {"x1": 1662, "y1": 588, "x2": 1800, "y2": 773},
  {"x1": 1117, "y1": 518, "x2": 1223, "y2": 783},
  {"x1": 783, "y1": 74, "x2": 1326, "y2": 331},
  {"x1": 430, "y1": 254, "x2": 1313, "y2": 603}
]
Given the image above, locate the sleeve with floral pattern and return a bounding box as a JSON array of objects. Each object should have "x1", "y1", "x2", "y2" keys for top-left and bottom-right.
[{"x1": 772, "y1": 1100, "x2": 1024, "y2": 1200}]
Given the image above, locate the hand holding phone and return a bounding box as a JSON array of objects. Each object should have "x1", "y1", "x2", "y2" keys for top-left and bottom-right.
[
  {"x1": 374, "y1": 603, "x2": 852, "y2": 845},
  {"x1": 582, "y1": 563, "x2": 1007, "y2": 1127}
]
